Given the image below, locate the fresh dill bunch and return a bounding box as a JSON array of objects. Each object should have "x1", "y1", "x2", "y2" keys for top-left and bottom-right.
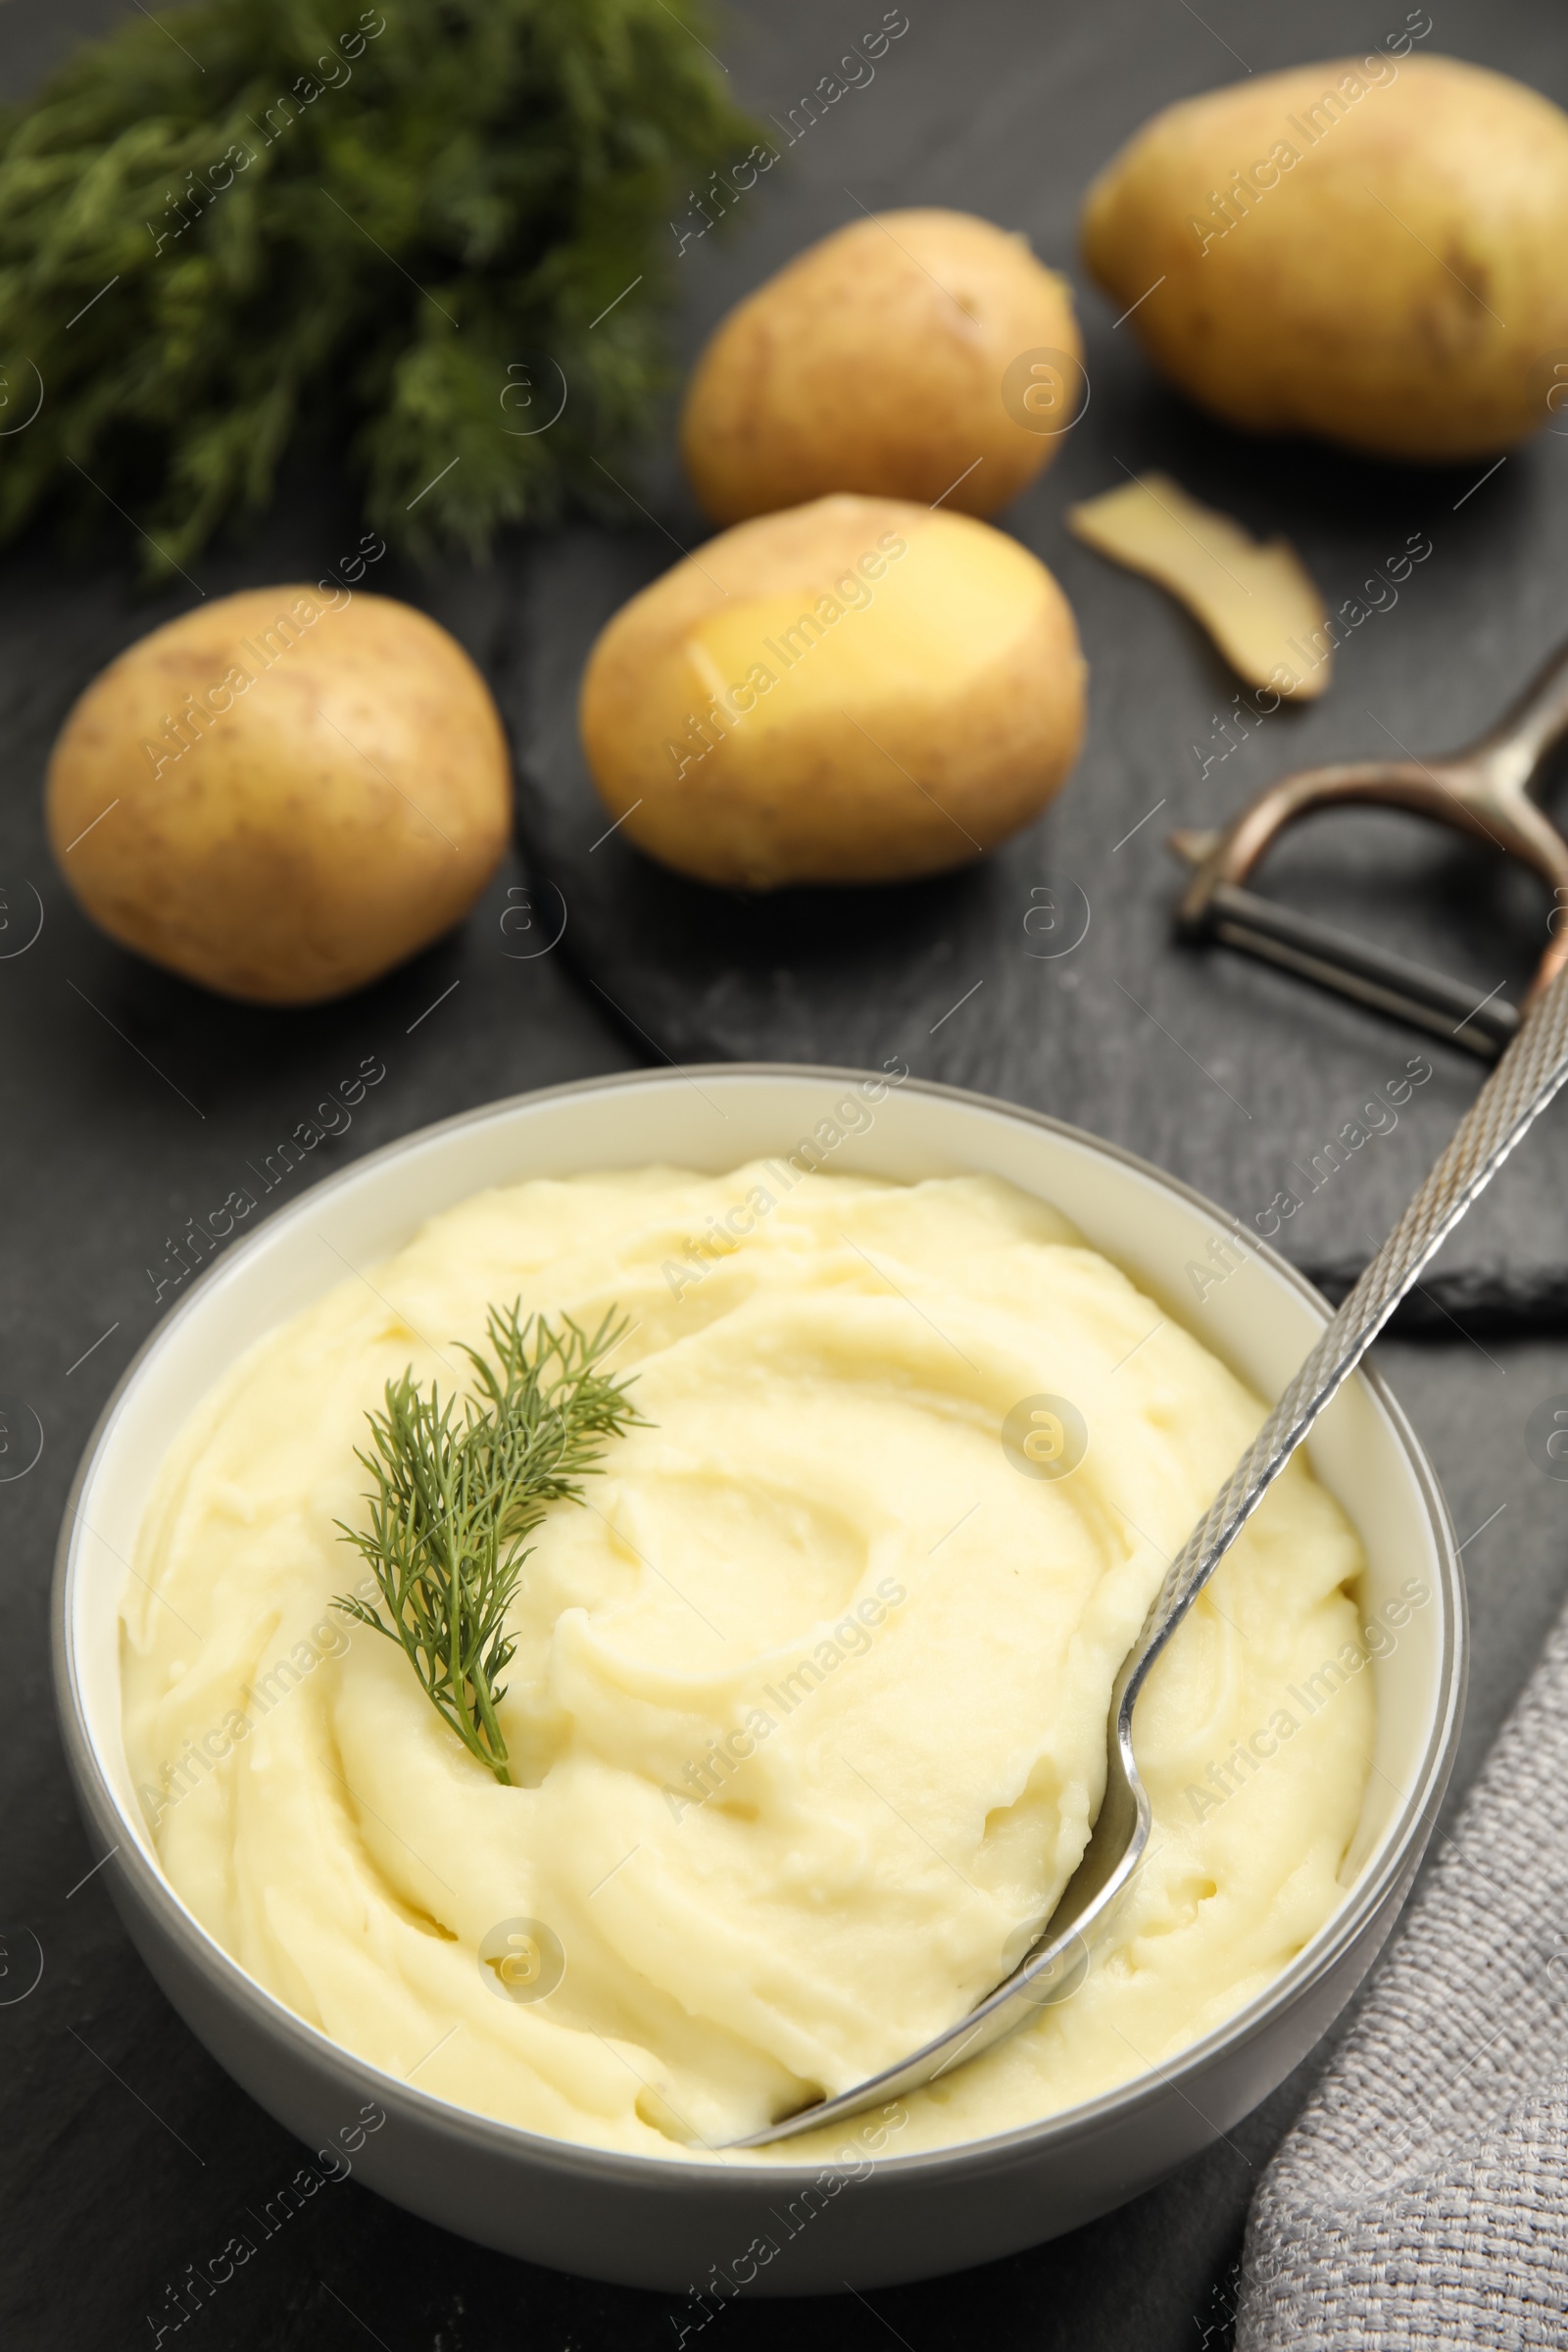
[
  {"x1": 0, "y1": 0, "x2": 759, "y2": 577},
  {"x1": 334, "y1": 1302, "x2": 646, "y2": 1783}
]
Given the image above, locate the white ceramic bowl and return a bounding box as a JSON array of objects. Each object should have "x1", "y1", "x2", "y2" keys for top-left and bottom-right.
[{"x1": 54, "y1": 1067, "x2": 1464, "y2": 2292}]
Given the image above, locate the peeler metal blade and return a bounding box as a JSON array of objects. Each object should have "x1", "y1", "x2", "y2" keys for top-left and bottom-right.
[{"x1": 1170, "y1": 834, "x2": 1520, "y2": 1060}]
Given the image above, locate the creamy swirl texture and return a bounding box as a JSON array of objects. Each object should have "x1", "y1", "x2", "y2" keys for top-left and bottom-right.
[{"x1": 122, "y1": 1163, "x2": 1373, "y2": 2159}]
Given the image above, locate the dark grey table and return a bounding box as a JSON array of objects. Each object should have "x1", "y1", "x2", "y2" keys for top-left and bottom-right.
[{"x1": 5, "y1": 5, "x2": 1568, "y2": 2347}]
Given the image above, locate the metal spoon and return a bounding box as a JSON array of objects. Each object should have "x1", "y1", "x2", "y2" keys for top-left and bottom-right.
[{"x1": 733, "y1": 957, "x2": 1568, "y2": 2148}]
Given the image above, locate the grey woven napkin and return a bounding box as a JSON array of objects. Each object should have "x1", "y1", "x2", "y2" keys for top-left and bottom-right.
[{"x1": 1239, "y1": 1600, "x2": 1568, "y2": 2350}]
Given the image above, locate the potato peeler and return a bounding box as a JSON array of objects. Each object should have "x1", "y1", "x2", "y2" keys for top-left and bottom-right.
[{"x1": 1170, "y1": 638, "x2": 1568, "y2": 1059}]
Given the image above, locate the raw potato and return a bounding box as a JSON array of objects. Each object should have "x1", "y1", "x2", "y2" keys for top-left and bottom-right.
[
  {"x1": 1081, "y1": 55, "x2": 1568, "y2": 461},
  {"x1": 47, "y1": 586, "x2": 511, "y2": 1004},
  {"x1": 579, "y1": 494, "x2": 1086, "y2": 890},
  {"x1": 681, "y1": 210, "x2": 1084, "y2": 522},
  {"x1": 1067, "y1": 474, "x2": 1329, "y2": 698}
]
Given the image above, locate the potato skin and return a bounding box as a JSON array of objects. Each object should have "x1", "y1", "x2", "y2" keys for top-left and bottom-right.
[
  {"x1": 1081, "y1": 55, "x2": 1568, "y2": 461},
  {"x1": 46, "y1": 586, "x2": 511, "y2": 1004},
  {"x1": 579, "y1": 495, "x2": 1086, "y2": 890},
  {"x1": 681, "y1": 210, "x2": 1083, "y2": 521}
]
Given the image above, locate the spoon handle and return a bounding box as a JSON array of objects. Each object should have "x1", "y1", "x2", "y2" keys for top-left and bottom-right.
[
  {"x1": 1124, "y1": 957, "x2": 1568, "y2": 1713},
  {"x1": 733, "y1": 965, "x2": 1568, "y2": 2150}
]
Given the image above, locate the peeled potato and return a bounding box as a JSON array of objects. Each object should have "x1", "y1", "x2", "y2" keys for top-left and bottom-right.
[
  {"x1": 681, "y1": 209, "x2": 1084, "y2": 522},
  {"x1": 579, "y1": 494, "x2": 1086, "y2": 890},
  {"x1": 1081, "y1": 54, "x2": 1568, "y2": 461},
  {"x1": 47, "y1": 586, "x2": 510, "y2": 1004}
]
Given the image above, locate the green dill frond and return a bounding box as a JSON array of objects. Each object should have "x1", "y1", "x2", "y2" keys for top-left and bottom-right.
[
  {"x1": 334, "y1": 1301, "x2": 646, "y2": 1783},
  {"x1": 0, "y1": 0, "x2": 760, "y2": 576}
]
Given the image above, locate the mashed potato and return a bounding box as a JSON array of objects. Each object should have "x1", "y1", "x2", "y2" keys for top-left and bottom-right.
[{"x1": 121, "y1": 1161, "x2": 1373, "y2": 2161}]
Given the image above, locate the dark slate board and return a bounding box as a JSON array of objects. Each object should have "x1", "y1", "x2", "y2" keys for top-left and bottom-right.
[{"x1": 505, "y1": 0, "x2": 1568, "y2": 1328}]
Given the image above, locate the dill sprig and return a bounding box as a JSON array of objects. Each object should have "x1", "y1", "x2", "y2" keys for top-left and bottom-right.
[
  {"x1": 0, "y1": 0, "x2": 759, "y2": 577},
  {"x1": 334, "y1": 1302, "x2": 645, "y2": 1783}
]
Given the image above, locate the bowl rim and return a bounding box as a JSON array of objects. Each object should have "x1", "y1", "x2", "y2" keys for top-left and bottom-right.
[{"x1": 53, "y1": 1060, "x2": 1466, "y2": 2190}]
